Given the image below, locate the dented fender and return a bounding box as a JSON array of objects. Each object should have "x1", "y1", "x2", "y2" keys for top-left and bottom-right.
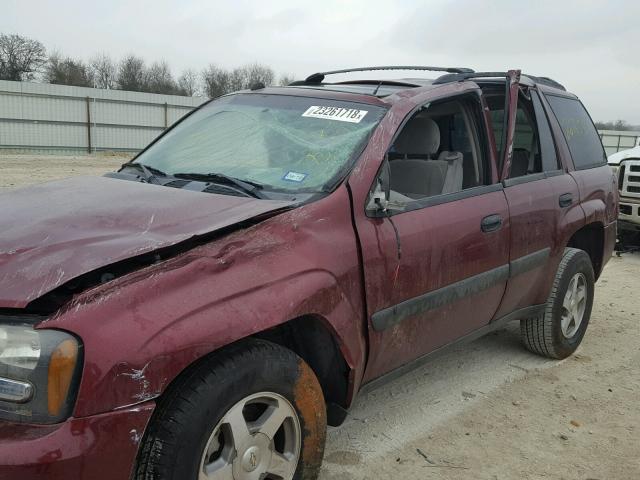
[{"x1": 39, "y1": 186, "x2": 367, "y2": 417}]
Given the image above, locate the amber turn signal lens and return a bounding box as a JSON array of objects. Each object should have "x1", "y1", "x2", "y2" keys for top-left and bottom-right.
[{"x1": 47, "y1": 338, "x2": 78, "y2": 416}]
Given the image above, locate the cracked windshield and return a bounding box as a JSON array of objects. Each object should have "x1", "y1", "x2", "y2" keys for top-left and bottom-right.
[{"x1": 135, "y1": 94, "x2": 387, "y2": 193}]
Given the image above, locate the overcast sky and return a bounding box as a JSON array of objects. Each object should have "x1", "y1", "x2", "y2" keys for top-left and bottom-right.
[{"x1": 2, "y1": 0, "x2": 638, "y2": 122}]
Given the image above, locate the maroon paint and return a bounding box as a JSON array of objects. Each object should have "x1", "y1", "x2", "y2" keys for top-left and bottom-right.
[
  {"x1": 41, "y1": 186, "x2": 367, "y2": 417},
  {"x1": 343, "y1": 82, "x2": 513, "y2": 380},
  {"x1": 0, "y1": 402, "x2": 154, "y2": 480},
  {"x1": 538, "y1": 86, "x2": 618, "y2": 274},
  {"x1": 495, "y1": 80, "x2": 584, "y2": 315},
  {"x1": 0, "y1": 76, "x2": 616, "y2": 479},
  {"x1": 358, "y1": 190, "x2": 511, "y2": 381},
  {"x1": 0, "y1": 176, "x2": 292, "y2": 308},
  {"x1": 500, "y1": 70, "x2": 522, "y2": 181}
]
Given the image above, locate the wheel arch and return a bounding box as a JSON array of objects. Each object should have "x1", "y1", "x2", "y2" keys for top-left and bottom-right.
[
  {"x1": 147, "y1": 314, "x2": 354, "y2": 428},
  {"x1": 254, "y1": 314, "x2": 352, "y2": 425},
  {"x1": 566, "y1": 221, "x2": 605, "y2": 279}
]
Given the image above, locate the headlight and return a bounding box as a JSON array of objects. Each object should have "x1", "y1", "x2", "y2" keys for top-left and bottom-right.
[{"x1": 0, "y1": 324, "x2": 82, "y2": 424}]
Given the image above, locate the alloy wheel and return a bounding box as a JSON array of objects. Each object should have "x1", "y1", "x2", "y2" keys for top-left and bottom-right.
[{"x1": 199, "y1": 392, "x2": 301, "y2": 480}]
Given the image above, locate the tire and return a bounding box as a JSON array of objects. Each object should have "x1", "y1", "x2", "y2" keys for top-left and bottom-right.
[
  {"x1": 520, "y1": 248, "x2": 595, "y2": 359},
  {"x1": 135, "y1": 339, "x2": 327, "y2": 480}
]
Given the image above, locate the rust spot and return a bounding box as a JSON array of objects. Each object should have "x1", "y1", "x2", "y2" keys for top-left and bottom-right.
[{"x1": 293, "y1": 359, "x2": 326, "y2": 478}]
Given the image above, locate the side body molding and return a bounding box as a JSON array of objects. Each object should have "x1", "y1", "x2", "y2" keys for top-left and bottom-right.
[{"x1": 371, "y1": 247, "x2": 550, "y2": 331}]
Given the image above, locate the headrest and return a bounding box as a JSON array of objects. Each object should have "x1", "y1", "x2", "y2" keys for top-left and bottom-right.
[{"x1": 394, "y1": 117, "x2": 440, "y2": 156}]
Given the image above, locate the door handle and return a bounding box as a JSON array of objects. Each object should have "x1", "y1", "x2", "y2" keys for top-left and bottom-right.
[
  {"x1": 559, "y1": 193, "x2": 573, "y2": 208},
  {"x1": 481, "y1": 214, "x2": 503, "y2": 233}
]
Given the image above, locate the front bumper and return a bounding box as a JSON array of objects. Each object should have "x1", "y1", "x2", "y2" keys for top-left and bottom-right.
[
  {"x1": 0, "y1": 401, "x2": 154, "y2": 480},
  {"x1": 619, "y1": 218, "x2": 640, "y2": 233},
  {"x1": 619, "y1": 197, "x2": 640, "y2": 231}
]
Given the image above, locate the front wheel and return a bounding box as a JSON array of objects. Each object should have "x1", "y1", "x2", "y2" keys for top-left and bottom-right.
[
  {"x1": 520, "y1": 248, "x2": 595, "y2": 359},
  {"x1": 135, "y1": 339, "x2": 327, "y2": 480}
]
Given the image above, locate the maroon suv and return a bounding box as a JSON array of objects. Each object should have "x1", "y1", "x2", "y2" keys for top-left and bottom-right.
[{"x1": 0, "y1": 67, "x2": 617, "y2": 480}]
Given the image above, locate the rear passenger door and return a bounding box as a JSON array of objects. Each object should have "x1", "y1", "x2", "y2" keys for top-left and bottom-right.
[
  {"x1": 487, "y1": 85, "x2": 583, "y2": 318},
  {"x1": 357, "y1": 94, "x2": 511, "y2": 382},
  {"x1": 541, "y1": 94, "x2": 616, "y2": 275}
]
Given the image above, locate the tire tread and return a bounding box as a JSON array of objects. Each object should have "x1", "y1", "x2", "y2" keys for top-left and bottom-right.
[{"x1": 520, "y1": 248, "x2": 590, "y2": 359}]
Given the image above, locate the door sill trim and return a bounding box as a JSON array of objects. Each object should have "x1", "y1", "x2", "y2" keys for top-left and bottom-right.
[{"x1": 360, "y1": 303, "x2": 545, "y2": 395}]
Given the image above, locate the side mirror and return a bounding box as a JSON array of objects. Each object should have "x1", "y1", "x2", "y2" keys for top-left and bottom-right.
[{"x1": 367, "y1": 159, "x2": 391, "y2": 217}]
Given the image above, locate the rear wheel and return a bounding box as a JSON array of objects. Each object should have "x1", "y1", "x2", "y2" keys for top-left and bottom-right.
[
  {"x1": 135, "y1": 339, "x2": 327, "y2": 480},
  {"x1": 520, "y1": 248, "x2": 595, "y2": 359}
]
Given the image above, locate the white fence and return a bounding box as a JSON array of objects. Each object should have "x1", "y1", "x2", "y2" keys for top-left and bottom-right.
[
  {"x1": 598, "y1": 130, "x2": 640, "y2": 156},
  {"x1": 0, "y1": 80, "x2": 206, "y2": 155},
  {"x1": 1, "y1": 79, "x2": 639, "y2": 157}
]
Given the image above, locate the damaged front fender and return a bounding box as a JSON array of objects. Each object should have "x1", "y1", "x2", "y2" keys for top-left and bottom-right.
[{"x1": 38, "y1": 187, "x2": 367, "y2": 417}]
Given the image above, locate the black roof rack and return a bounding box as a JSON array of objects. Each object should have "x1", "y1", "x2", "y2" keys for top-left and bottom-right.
[
  {"x1": 524, "y1": 75, "x2": 566, "y2": 91},
  {"x1": 433, "y1": 71, "x2": 566, "y2": 91},
  {"x1": 303, "y1": 66, "x2": 475, "y2": 84}
]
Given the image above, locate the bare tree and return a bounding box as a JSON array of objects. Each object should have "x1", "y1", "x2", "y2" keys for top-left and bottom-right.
[
  {"x1": 45, "y1": 52, "x2": 93, "y2": 87},
  {"x1": 0, "y1": 33, "x2": 47, "y2": 81},
  {"x1": 145, "y1": 60, "x2": 180, "y2": 94},
  {"x1": 117, "y1": 54, "x2": 146, "y2": 91},
  {"x1": 595, "y1": 120, "x2": 634, "y2": 131},
  {"x1": 202, "y1": 64, "x2": 232, "y2": 98},
  {"x1": 202, "y1": 63, "x2": 280, "y2": 98},
  {"x1": 178, "y1": 69, "x2": 200, "y2": 96},
  {"x1": 614, "y1": 120, "x2": 632, "y2": 131},
  {"x1": 227, "y1": 67, "x2": 246, "y2": 92},
  {"x1": 244, "y1": 63, "x2": 275, "y2": 87},
  {"x1": 278, "y1": 74, "x2": 296, "y2": 86},
  {"x1": 89, "y1": 53, "x2": 117, "y2": 89}
]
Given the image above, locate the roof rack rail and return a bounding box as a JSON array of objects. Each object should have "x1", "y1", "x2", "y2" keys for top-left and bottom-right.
[
  {"x1": 432, "y1": 71, "x2": 509, "y2": 85},
  {"x1": 303, "y1": 66, "x2": 475, "y2": 84},
  {"x1": 524, "y1": 75, "x2": 566, "y2": 91},
  {"x1": 433, "y1": 71, "x2": 566, "y2": 91}
]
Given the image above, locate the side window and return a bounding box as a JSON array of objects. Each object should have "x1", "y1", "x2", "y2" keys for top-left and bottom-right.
[
  {"x1": 484, "y1": 92, "x2": 542, "y2": 177},
  {"x1": 490, "y1": 109, "x2": 505, "y2": 160},
  {"x1": 486, "y1": 89, "x2": 555, "y2": 178},
  {"x1": 386, "y1": 98, "x2": 490, "y2": 205},
  {"x1": 531, "y1": 91, "x2": 561, "y2": 172},
  {"x1": 511, "y1": 97, "x2": 541, "y2": 177},
  {"x1": 546, "y1": 95, "x2": 607, "y2": 169}
]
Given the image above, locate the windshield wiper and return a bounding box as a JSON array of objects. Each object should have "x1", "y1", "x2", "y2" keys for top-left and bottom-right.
[
  {"x1": 120, "y1": 162, "x2": 167, "y2": 184},
  {"x1": 173, "y1": 172, "x2": 265, "y2": 199}
]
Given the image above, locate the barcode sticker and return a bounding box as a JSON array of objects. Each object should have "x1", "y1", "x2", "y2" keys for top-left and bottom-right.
[{"x1": 302, "y1": 106, "x2": 368, "y2": 123}]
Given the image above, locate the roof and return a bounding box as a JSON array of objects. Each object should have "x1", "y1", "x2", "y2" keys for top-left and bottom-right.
[{"x1": 275, "y1": 66, "x2": 570, "y2": 102}]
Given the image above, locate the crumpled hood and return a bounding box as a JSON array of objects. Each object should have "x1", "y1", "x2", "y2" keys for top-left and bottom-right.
[{"x1": 0, "y1": 176, "x2": 293, "y2": 308}]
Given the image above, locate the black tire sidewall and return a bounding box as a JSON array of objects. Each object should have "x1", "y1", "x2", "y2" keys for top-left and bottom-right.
[
  {"x1": 549, "y1": 251, "x2": 595, "y2": 357},
  {"x1": 139, "y1": 341, "x2": 326, "y2": 480}
]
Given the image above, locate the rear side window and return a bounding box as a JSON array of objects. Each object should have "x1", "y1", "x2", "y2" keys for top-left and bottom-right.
[{"x1": 546, "y1": 96, "x2": 606, "y2": 169}]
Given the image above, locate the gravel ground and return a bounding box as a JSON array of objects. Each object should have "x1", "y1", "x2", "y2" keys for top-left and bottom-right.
[
  {"x1": 2, "y1": 154, "x2": 638, "y2": 479},
  {"x1": 0, "y1": 153, "x2": 127, "y2": 191}
]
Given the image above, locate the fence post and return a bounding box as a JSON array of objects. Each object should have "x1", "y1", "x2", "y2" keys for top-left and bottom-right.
[
  {"x1": 86, "y1": 96, "x2": 92, "y2": 154},
  {"x1": 164, "y1": 102, "x2": 168, "y2": 129}
]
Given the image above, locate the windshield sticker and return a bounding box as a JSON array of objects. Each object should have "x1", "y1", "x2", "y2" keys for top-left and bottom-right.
[
  {"x1": 282, "y1": 171, "x2": 308, "y2": 182},
  {"x1": 302, "y1": 106, "x2": 368, "y2": 123}
]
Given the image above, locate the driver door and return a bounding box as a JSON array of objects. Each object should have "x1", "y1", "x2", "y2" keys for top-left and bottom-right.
[{"x1": 356, "y1": 91, "x2": 511, "y2": 382}]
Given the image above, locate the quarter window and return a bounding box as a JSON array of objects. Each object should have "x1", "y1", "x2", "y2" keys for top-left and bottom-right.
[{"x1": 546, "y1": 96, "x2": 606, "y2": 169}]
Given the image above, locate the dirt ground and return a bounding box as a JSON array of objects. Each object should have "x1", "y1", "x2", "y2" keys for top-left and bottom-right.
[
  {"x1": 0, "y1": 153, "x2": 127, "y2": 191},
  {"x1": 2, "y1": 154, "x2": 639, "y2": 479}
]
